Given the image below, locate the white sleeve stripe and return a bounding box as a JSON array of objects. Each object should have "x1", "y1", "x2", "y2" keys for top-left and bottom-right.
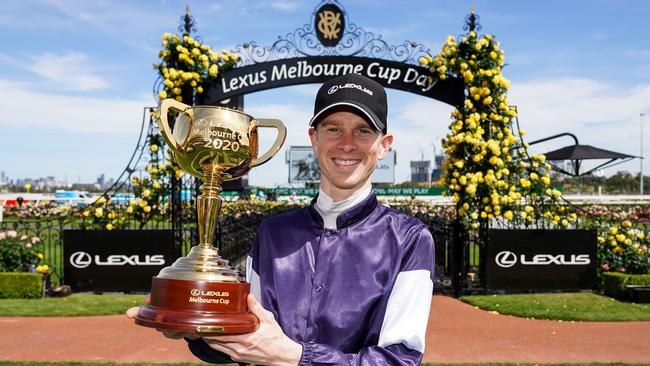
[
  {"x1": 245, "y1": 255, "x2": 261, "y2": 301},
  {"x1": 377, "y1": 269, "x2": 433, "y2": 353}
]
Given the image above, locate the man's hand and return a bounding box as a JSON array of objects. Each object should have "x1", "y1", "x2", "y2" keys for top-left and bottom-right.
[
  {"x1": 125, "y1": 302, "x2": 198, "y2": 340},
  {"x1": 202, "y1": 294, "x2": 302, "y2": 366}
]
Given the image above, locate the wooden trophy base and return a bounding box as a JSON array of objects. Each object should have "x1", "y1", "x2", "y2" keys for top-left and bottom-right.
[{"x1": 134, "y1": 277, "x2": 259, "y2": 335}]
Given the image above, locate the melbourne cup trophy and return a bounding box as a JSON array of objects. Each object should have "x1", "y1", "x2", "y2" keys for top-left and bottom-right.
[{"x1": 134, "y1": 99, "x2": 286, "y2": 335}]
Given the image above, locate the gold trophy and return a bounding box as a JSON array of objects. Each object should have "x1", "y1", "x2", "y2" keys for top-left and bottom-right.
[{"x1": 134, "y1": 99, "x2": 286, "y2": 335}]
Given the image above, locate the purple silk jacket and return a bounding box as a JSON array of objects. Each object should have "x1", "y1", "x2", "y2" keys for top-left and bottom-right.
[{"x1": 189, "y1": 193, "x2": 435, "y2": 365}]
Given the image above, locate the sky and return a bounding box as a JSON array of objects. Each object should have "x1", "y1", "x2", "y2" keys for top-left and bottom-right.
[{"x1": 1, "y1": 0, "x2": 650, "y2": 188}]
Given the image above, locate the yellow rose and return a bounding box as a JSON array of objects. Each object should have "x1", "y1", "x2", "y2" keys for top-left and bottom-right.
[
  {"x1": 144, "y1": 206, "x2": 152, "y2": 213},
  {"x1": 150, "y1": 144, "x2": 159, "y2": 153},
  {"x1": 143, "y1": 189, "x2": 151, "y2": 198},
  {"x1": 94, "y1": 207, "x2": 104, "y2": 217},
  {"x1": 36, "y1": 253, "x2": 44, "y2": 259},
  {"x1": 106, "y1": 223, "x2": 113, "y2": 230}
]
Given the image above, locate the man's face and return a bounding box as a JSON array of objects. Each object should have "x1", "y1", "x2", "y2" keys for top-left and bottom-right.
[{"x1": 308, "y1": 109, "x2": 393, "y2": 200}]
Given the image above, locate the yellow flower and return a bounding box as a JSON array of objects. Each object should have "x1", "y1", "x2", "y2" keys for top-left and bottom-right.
[
  {"x1": 609, "y1": 227, "x2": 618, "y2": 235},
  {"x1": 126, "y1": 206, "x2": 133, "y2": 214},
  {"x1": 94, "y1": 207, "x2": 104, "y2": 217},
  {"x1": 153, "y1": 181, "x2": 161, "y2": 189},
  {"x1": 106, "y1": 223, "x2": 113, "y2": 230},
  {"x1": 150, "y1": 144, "x2": 159, "y2": 153},
  {"x1": 36, "y1": 253, "x2": 44, "y2": 259},
  {"x1": 503, "y1": 211, "x2": 513, "y2": 220},
  {"x1": 209, "y1": 64, "x2": 219, "y2": 77},
  {"x1": 36, "y1": 264, "x2": 49, "y2": 273},
  {"x1": 144, "y1": 206, "x2": 152, "y2": 213},
  {"x1": 83, "y1": 210, "x2": 90, "y2": 217},
  {"x1": 142, "y1": 189, "x2": 151, "y2": 198}
]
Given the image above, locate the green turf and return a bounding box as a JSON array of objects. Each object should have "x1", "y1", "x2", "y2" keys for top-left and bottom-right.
[
  {"x1": 0, "y1": 293, "x2": 147, "y2": 316},
  {"x1": 461, "y1": 292, "x2": 650, "y2": 321}
]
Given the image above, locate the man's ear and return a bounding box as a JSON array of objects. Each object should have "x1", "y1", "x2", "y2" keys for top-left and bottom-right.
[
  {"x1": 377, "y1": 133, "x2": 394, "y2": 160},
  {"x1": 308, "y1": 128, "x2": 318, "y2": 153}
]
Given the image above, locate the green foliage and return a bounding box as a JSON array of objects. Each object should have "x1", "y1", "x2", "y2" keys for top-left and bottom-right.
[
  {"x1": 0, "y1": 231, "x2": 48, "y2": 273},
  {"x1": 0, "y1": 273, "x2": 42, "y2": 299},
  {"x1": 603, "y1": 272, "x2": 650, "y2": 300}
]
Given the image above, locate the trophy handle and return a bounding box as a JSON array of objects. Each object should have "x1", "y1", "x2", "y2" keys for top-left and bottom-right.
[
  {"x1": 249, "y1": 119, "x2": 287, "y2": 168},
  {"x1": 157, "y1": 98, "x2": 192, "y2": 154}
]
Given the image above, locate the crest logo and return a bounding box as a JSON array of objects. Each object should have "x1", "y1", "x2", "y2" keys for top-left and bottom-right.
[{"x1": 315, "y1": 4, "x2": 345, "y2": 47}]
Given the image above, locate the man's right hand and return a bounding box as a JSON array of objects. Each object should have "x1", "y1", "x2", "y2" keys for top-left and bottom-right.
[{"x1": 126, "y1": 306, "x2": 199, "y2": 340}]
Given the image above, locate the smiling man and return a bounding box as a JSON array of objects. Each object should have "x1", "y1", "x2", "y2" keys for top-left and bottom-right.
[{"x1": 184, "y1": 73, "x2": 435, "y2": 365}]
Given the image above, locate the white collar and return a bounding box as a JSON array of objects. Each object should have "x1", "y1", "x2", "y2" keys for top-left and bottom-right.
[{"x1": 314, "y1": 188, "x2": 372, "y2": 230}]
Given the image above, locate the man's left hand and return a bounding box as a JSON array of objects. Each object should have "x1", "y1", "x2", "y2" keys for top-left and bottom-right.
[{"x1": 202, "y1": 294, "x2": 303, "y2": 366}]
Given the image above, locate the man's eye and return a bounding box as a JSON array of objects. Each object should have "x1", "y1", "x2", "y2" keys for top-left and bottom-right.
[{"x1": 356, "y1": 129, "x2": 372, "y2": 135}]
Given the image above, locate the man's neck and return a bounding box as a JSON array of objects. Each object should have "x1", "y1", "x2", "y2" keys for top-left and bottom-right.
[{"x1": 319, "y1": 182, "x2": 372, "y2": 202}]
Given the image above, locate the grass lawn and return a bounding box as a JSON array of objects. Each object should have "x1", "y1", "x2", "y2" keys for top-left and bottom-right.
[
  {"x1": 2, "y1": 292, "x2": 649, "y2": 321},
  {"x1": 461, "y1": 292, "x2": 650, "y2": 321},
  {"x1": 0, "y1": 293, "x2": 147, "y2": 316}
]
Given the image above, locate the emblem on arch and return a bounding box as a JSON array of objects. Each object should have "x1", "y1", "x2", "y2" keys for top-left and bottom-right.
[{"x1": 315, "y1": 3, "x2": 345, "y2": 47}]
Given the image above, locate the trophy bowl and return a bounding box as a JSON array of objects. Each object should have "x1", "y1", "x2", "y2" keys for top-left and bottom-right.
[{"x1": 134, "y1": 99, "x2": 286, "y2": 335}]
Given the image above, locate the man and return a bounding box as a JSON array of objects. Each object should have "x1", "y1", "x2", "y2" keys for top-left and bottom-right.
[{"x1": 131, "y1": 73, "x2": 434, "y2": 365}]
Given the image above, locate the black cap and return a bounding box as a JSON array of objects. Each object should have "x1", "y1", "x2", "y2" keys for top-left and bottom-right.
[{"x1": 309, "y1": 73, "x2": 387, "y2": 133}]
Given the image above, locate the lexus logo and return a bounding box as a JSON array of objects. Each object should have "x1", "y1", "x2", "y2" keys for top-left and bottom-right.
[
  {"x1": 70, "y1": 251, "x2": 93, "y2": 269},
  {"x1": 495, "y1": 251, "x2": 517, "y2": 268},
  {"x1": 190, "y1": 289, "x2": 201, "y2": 296},
  {"x1": 68, "y1": 251, "x2": 166, "y2": 268},
  {"x1": 495, "y1": 250, "x2": 592, "y2": 268}
]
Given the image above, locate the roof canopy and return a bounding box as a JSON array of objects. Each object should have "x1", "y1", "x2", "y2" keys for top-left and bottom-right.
[{"x1": 532, "y1": 133, "x2": 638, "y2": 177}]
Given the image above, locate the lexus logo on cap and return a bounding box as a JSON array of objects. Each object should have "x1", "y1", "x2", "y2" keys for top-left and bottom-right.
[
  {"x1": 327, "y1": 83, "x2": 373, "y2": 96},
  {"x1": 495, "y1": 251, "x2": 517, "y2": 268}
]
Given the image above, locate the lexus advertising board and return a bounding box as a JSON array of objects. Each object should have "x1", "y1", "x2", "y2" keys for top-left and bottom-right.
[
  {"x1": 64, "y1": 230, "x2": 179, "y2": 292},
  {"x1": 487, "y1": 229, "x2": 597, "y2": 291}
]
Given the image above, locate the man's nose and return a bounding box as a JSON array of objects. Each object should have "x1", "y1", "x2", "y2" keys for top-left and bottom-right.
[{"x1": 337, "y1": 131, "x2": 356, "y2": 151}]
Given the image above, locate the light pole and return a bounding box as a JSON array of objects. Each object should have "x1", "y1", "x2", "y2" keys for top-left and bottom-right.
[{"x1": 642, "y1": 113, "x2": 646, "y2": 195}]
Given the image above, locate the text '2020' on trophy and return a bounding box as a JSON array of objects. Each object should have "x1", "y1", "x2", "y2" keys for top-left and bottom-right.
[{"x1": 134, "y1": 99, "x2": 286, "y2": 335}]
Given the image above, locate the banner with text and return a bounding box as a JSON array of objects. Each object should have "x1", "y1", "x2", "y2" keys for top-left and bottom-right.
[
  {"x1": 486, "y1": 229, "x2": 597, "y2": 291},
  {"x1": 63, "y1": 230, "x2": 179, "y2": 292},
  {"x1": 202, "y1": 56, "x2": 464, "y2": 106}
]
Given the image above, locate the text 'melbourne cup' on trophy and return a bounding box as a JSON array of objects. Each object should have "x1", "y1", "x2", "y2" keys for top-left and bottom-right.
[{"x1": 134, "y1": 99, "x2": 286, "y2": 335}]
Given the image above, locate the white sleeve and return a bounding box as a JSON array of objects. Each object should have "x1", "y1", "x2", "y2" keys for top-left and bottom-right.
[
  {"x1": 377, "y1": 269, "x2": 433, "y2": 353},
  {"x1": 245, "y1": 255, "x2": 261, "y2": 301}
]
